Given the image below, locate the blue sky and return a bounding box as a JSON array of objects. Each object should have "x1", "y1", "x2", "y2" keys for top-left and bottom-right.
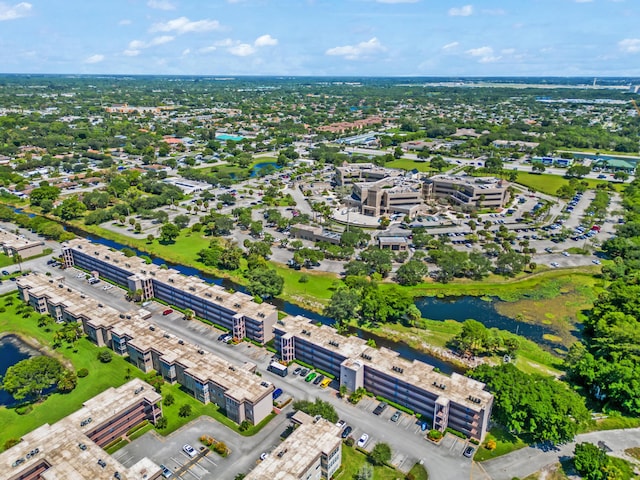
[{"x1": 0, "y1": 0, "x2": 639, "y2": 76}]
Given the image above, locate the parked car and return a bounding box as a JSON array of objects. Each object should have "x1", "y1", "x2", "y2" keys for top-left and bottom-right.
[
  {"x1": 273, "y1": 388, "x2": 283, "y2": 399},
  {"x1": 373, "y1": 401, "x2": 388, "y2": 416},
  {"x1": 391, "y1": 411, "x2": 401, "y2": 422},
  {"x1": 313, "y1": 374, "x2": 324, "y2": 385},
  {"x1": 305, "y1": 372, "x2": 317, "y2": 383},
  {"x1": 260, "y1": 452, "x2": 269, "y2": 461},
  {"x1": 299, "y1": 368, "x2": 309, "y2": 377},
  {"x1": 357, "y1": 434, "x2": 369, "y2": 448},
  {"x1": 293, "y1": 367, "x2": 302, "y2": 375},
  {"x1": 336, "y1": 420, "x2": 346, "y2": 430},
  {"x1": 341, "y1": 426, "x2": 353, "y2": 439},
  {"x1": 1, "y1": 270, "x2": 9, "y2": 276},
  {"x1": 182, "y1": 444, "x2": 197, "y2": 458},
  {"x1": 160, "y1": 465, "x2": 173, "y2": 478},
  {"x1": 463, "y1": 446, "x2": 475, "y2": 458},
  {"x1": 163, "y1": 309, "x2": 174, "y2": 316}
]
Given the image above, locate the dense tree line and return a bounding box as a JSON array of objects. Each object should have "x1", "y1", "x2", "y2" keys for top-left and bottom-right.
[{"x1": 566, "y1": 179, "x2": 640, "y2": 415}]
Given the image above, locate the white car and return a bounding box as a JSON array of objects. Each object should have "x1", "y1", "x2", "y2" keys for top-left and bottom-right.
[
  {"x1": 592, "y1": 259, "x2": 601, "y2": 265},
  {"x1": 336, "y1": 419, "x2": 346, "y2": 430},
  {"x1": 562, "y1": 251, "x2": 570, "y2": 257},
  {"x1": 260, "y1": 452, "x2": 269, "y2": 461},
  {"x1": 550, "y1": 262, "x2": 560, "y2": 268},
  {"x1": 183, "y1": 444, "x2": 197, "y2": 458},
  {"x1": 357, "y1": 433, "x2": 369, "y2": 448}
]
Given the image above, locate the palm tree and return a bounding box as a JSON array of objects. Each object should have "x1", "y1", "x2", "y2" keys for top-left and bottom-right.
[{"x1": 12, "y1": 253, "x2": 23, "y2": 271}]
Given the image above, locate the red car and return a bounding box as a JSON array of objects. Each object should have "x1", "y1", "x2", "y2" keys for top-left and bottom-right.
[{"x1": 162, "y1": 309, "x2": 173, "y2": 316}]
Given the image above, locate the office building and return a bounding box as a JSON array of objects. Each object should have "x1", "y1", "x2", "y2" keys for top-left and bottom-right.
[
  {"x1": 0, "y1": 379, "x2": 163, "y2": 480},
  {"x1": 424, "y1": 175, "x2": 509, "y2": 210},
  {"x1": 61, "y1": 238, "x2": 277, "y2": 344},
  {"x1": 17, "y1": 274, "x2": 275, "y2": 426},
  {"x1": 245, "y1": 416, "x2": 341, "y2": 480},
  {"x1": 273, "y1": 315, "x2": 493, "y2": 441}
]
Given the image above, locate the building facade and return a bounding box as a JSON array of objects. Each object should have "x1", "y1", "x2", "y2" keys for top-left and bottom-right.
[
  {"x1": 424, "y1": 175, "x2": 509, "y2": 210},
  {"x1": 17, "y1": 273, "x2": 274, "y2": 427},
  {"x1": 0, "y1": 228, "x2": 45, "y2": 259},
  {"x1": 273, "y1": 316, "x2": 493, "y2": 441},
  {"x1": 61, "y1": 238, "x2": 277, "y2": 344},
  {"x1": 0, "y1": 379, "x2": 162, "y2": 480}
]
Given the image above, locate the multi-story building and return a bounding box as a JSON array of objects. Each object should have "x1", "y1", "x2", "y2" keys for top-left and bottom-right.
[
  {"x1": 0, "y1": 228, "x2": 45, "y2": 259},
  {"x1": 273, "y1": 315, "x2": 493, "y2": 441},
  {"x1": 0, "y1": 379, "x2": 163, "y2": 480},
  {"x1": 17, "y1": 274, "x2": 275, "y2": 426},
  {"x1": 424, "y1": 175, "x2": 509, "y2": 210},
  {"x1": 61, "y1": 238, "x2": 277, "y2": 344},
  {"x1": 245, "y1": 416, "x2": 342, "y2": 480},
  {"x1": 335, "y1": 163, "x2": 403, "y2": 187}
]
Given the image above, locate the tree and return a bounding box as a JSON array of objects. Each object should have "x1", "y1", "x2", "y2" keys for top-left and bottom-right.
[
  {"x1": 572, "y1": 442, "x2": 628, "y2": 480},
  {"x1": 395, "y1": 260, "x2": 428, "y2": 286},
  {"x1": 178, "y1": 404, "x2": 192, "y2": 417},
  {"x1": 247, "y1": 267, "x2": 284, "y2": 298},
  {"x1": 369, "y1": 443, "x2": 392, "y2": 466},
  {"x1": 1, "y1": 356, "x2": 65, "y2": 400},
  {"x1": 430, "y1": 156, "x2": 449, "y2": 172},
  {"x1": 613, "y1": 171, "x2": 629, "y2": 182},
  {"x1": 566, "y1": 164, "x2": 590, "y2": 178},
  {"x1": 29, "y1": 183, "x2": 61, "y2": 207},
  {"x1": 292, "y1": 398, "x2": 339, "y2": 423},
  {"x1": 164, "y1": 393, "x2": 175, "y2": 406},
  {"x1": 146, "y1": 234, "x2": 154, "y2": 244},
  {"x1": 531, "y1": 162, "x2": 546, "y2": 174},
  {"x1": 324, "y1": 289, "x2": 361, "y2": 331},
  {"x1": 97, "y1": 349, "x2": 113, "y2": 363},
  {"x1": 159, "y1": 222, "x2": 180, "y2": 243},
  {"x1": 173, "y1": 214, "x2": 190, "y2": 229},
  {"x1": 55, "y1": 196, "x2": 87, "y2": 220}
]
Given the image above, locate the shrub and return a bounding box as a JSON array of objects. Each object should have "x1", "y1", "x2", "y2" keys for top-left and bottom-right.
[
  {"x1": 344, "y1": 437, "x2": 355, "y2": 447},
  {"x1": 3, "y1": 438, "x2": 20, "y2": 450},
  {"x1": 15, "y1": 405, "x2": 33, "y2": 416},
  {"x1": 0, "y1": 307, "x2": 5, "y2": 313},
  {"x1": 213, "y1": 441, "x2": 228, "y2": 455},
  {"x1": 239, "y1": 420, "x2": 251, "y2": 432},
  {"x1": 163, "y1": 393, "x2": 174, "y2": 406},
  {"x1": 155, "y1": 417, "x2": 168, "y2": 429},
  {"x1": 97, "y1": 349, "x2": 113, "y2": 363},
  {"x1": 77, "y1": 368, "x2": 89, "y2": 378},
  {"x1": 427, "y1": 429, "x2": 443, "y2": 441},
  {"x1": 485, "y1": 439, "x2": 497, "y2": 450}
]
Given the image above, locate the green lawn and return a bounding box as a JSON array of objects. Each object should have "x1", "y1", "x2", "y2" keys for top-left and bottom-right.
[
  {"x1": 515, "y1": 172, "x2": 625, "y2": 195},
  {"x1": 0, "y1": 253, "x2": 15, "y2": 268},
  {"x1": 474, "y1": 427, "x2": 528, "y2": 462},
  {"x1": 385, "y1": 158, "x2": 432, "y2": 172},
  {"x1": 335, "y1": 445, "x2": 404, "y2": 480}
]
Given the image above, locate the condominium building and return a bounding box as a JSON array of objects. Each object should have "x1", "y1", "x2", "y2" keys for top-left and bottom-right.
[
  {"x1": 424, "y1": 175, "x2": 509, "y2": 209},
  {"x1": 61, "y1": 238, "x2": 277, "y2": 344},
  {"x1": 274, "y1": 315, "x2": 493, "y2": 441},
  {"x1": 245, "y1": 416, "x2": 342, "y2": 480},
  {"x1": 0, "y1": 379, "x2": 163, "y2": 480},
  {"x1": 0, "y1": 228, "x2": 45, "y2": 259},
  {"x1": 17, "y1": 274, "x2": 275, "y2": 426}
]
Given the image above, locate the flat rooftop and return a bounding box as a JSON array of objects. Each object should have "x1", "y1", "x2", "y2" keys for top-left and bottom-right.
[
  {"x1": 277, "y1": 315, "x2": 493, "y2": 411},
  {"x1": 64, "y1": 238, "x2": 276, "y2": 321},
  {"x1": 245, "y1": 418, "x2": 341, "y2": 480},
  {"x1": 429, "y1": 174, "x2": 506, "y2": 189},
  {"x1": 0, "y1": 379, "x2": 161, "y2": 480},
  {"x1": 19, "y1": 273, "x2": 273, "y2": 405},
  {"x1": 0, "y1": 227, "x2": 45, "y2": 251}
]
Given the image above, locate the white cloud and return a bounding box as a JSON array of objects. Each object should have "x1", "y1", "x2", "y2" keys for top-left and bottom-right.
[
  {"x1": 254, "y1": 34, "x2": 278, "y2": 47},
  {"x1": 466, "y1": 46, "x2": 501, "y2": 63},
  {"x1": 375, "y1": 0, "x2": 419, "y2": 3},
  {"x1": 229, "y1": 43, "x2": 256, "y2": 56},
  {"x1": 214, "y1": 38, "x2": 234, "y2": 47},
  {"x1": 118, "y1": 19, "x2": 132, "y2": 26},
  {"x1": 449, "y1": 5, "x2": 473, "y2": 16},
  {"x1": 147, "y1": 0, "x2": 176, "y2": 10},
  {"x1": 123, "y1": 49, "x2": 140, "y2": 57},
  {"x1": 619, "y1": 38, "x2": 640, "y2": 53},
  {"x1": 442, "y1": 41, "x2": 459, "y2": 50},
  {"x1": 182, "y1": 48, "x2": 191, "y2": 56},
  {"x1": 325, "y1": 37, "x2": 386, "y2": 60},
  {"x1": 123, "y1": 35, "x2": 174, "y2": 56},
  {"x1": 0, "y1": 1, "x2": 31, "y2": 21},
  {"x1": 85, "y1": 54, "x2": 105, "y2": 64},
  {"x1": 150, "y1": 16, "x2": 221, "y2": 34}
]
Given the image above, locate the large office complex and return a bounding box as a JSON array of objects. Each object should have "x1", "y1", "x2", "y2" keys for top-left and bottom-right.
[
  {"x1": 245, "y1": 415, "x2": 342, "y2": 480},
  {"x1": 424, "y1": 175, "x2": 510, "y2": 209},
  {"x1": 17, "y1": 273, "x2": 275, "y2": 426},
  {"x1": 61, "y1": 238, "x2": 277, "y2": 344},
  {"x1": 0, "y1": 379, "x2": 163, "y2": 480},
  {"x1": 336, "y1": 163, "x2": 427, "y2": 218},
  {"x1": 274, "y1": 315, "x2": 493, "y2": 441}
]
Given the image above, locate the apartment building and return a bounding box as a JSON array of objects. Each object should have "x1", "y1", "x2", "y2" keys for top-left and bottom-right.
[
  {"x1": 424, "y1": 175, "x2": 509, "y2": 210},
  {"x1": 0, "y1": 379, "x2": 163, "y2": 480},
  {"x1": 245, "y1": 416, "x2": 342, "y2": 480},
  {"x1": 273, "y1": 315, "x2": 493, "y2": 441},
  {"x1": 61, "y1": 238, "x2": 277, "y2": 344},
  {"x1": 17, "y1": 274, "x2": 275, "y2": 426},
  {"x1": 0, "y1": 228, "x2": 45, "y2": 259}
]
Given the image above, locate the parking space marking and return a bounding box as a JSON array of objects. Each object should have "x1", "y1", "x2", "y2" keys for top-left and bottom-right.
[{"x1": 200, "y1": 455, "x2": 217, "y2": 467}]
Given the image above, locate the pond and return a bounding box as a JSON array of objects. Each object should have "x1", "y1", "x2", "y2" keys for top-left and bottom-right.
[
  {"x1": 0, "y1": 335, "x2": 37, "y2": 407},
  {"x1": 250, "y1": 161, "x2": 282, "y2": 177},
  {"x1": 415, "y1": 296, "x2": 569, "y2": 350}
]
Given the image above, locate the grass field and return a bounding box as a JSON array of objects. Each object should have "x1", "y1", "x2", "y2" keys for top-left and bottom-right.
[
  {"x1": 385, "y1": 158, "x2": 432, "y2": 172},
  {"x1": 473, "y1": 427, "x2": 528, "y2": 462},
  {"x1": 335, "y1": 445, "x2": 403, "y2": 480},
  {"x1": 515, "y1": 172, "x2": 625, "y2": 195}
]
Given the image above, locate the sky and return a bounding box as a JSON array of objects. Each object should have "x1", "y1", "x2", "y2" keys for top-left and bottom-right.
[{"x1": 0, "y1": 0, "x2": 639, "y2": 77}]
